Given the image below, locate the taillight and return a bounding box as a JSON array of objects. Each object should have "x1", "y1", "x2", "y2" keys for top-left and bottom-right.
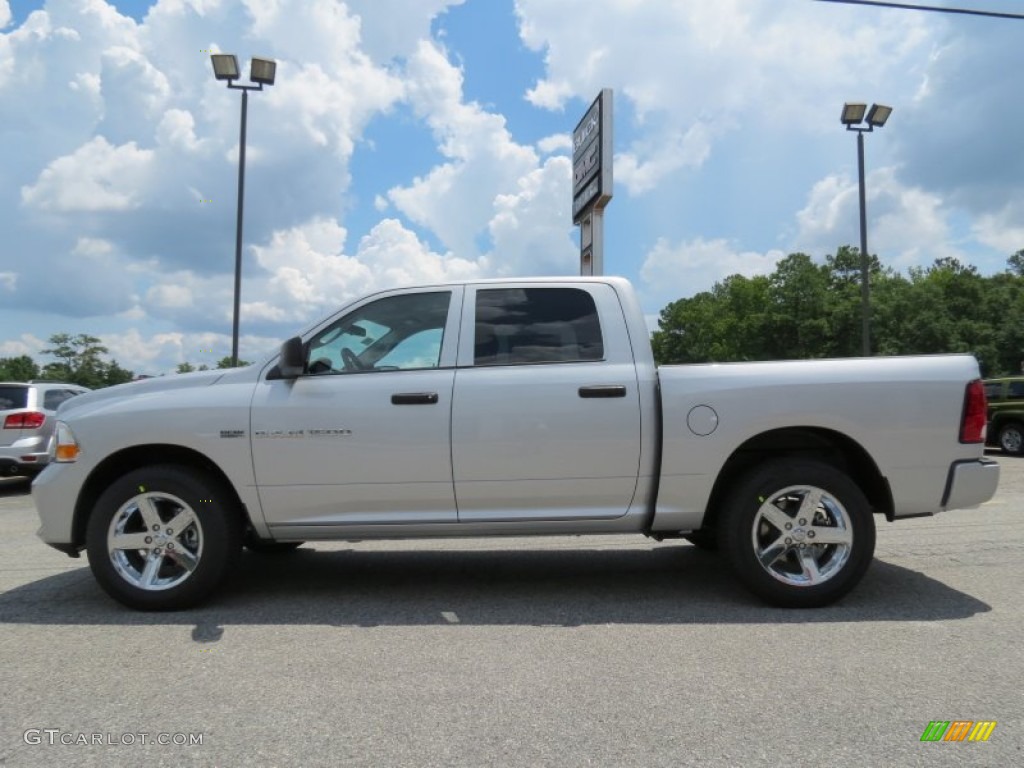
[
  {"x1": 960, "y1": 379, "x2": 986, "y2": 444},
  {"x1": 3, "y1": 411, "x2": 46, "y2": 429}
]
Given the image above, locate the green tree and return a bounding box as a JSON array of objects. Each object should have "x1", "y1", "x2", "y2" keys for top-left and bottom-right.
[
  {"x1": 651, "y1": 246, "x2": 1024, "y2": 371},
  {"x1": 176, "y1": 362, "x2": 196, "y2": 373},
  {"x1": 216, "y1": 356, "x2": 251, "y2": 369},
  {"x1": 40, "y1": 333, "x2": 134, "y2": 388},
  {"x1": 765, "y1": 253, "x2": 830, "y2": 359},
  {"x1": 0, "y1": 355, "x2": 40, "y2": 382},
  {"x1": 652, "y1": 274, "x2": 773, "y2": 364},
  {"x1": 1007, "y1": 249, "x2": 1024, "y2": 277},
  {"x1": 104, "y1": 360, "x2": 134, "y2": 387}
]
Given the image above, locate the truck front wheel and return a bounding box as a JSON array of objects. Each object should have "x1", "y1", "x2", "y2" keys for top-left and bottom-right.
[
  {"x1": 718, "y1": 459, "x2": 875, "y2": 608},
  {"x1": 85, "y1": 465, "x2": 242, "y2": 610}
]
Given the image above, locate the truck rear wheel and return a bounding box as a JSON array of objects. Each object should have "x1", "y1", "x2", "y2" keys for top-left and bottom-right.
[
  {"x1": 718, "y1": 459, "x2": 875, "y2": 608},
  {"x1": 85, "y1": 465, "x2": 242, "y2": 610}
]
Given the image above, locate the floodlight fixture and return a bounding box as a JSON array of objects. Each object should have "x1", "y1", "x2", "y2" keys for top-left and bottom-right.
[
  {"x1": 841, "y1": 102, "x2": 867, "y2": 126},
  {"x1": 866, "y1": 103, "x2": 892, "y2": 127},
  {"x1": 210, "y1": 54, "x2": 240, "y2": 81},
  {"x1": 249, "y1": 57, "x2": 277, "y2": 86}
]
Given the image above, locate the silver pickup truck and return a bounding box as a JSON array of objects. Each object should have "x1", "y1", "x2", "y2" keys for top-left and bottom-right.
[{"x1": 33, "y1": 277, "x2": 999, "y2": 610}]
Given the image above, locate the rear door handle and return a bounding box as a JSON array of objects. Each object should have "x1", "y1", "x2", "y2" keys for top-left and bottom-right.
[
  {"x1": 578, "y1": 385, "x2": 627, "y2": 399},
  {"x1": 391, "y1": 392, "x2": 439, "y2": 405}
]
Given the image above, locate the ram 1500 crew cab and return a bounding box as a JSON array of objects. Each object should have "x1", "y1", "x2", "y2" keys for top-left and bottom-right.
[{"x1": 33, "y1": 277, "x2": 999, "y2": 610}]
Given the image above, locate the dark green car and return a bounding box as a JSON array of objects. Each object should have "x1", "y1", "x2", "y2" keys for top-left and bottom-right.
[{"x1": 984, "y1": 377, "x2": 1024, "y2": 455}]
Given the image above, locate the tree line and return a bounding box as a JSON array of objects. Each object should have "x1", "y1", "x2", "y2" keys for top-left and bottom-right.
[
  {"x1": 0, "y1": 333, "x2": 249, "y2": 388},
  {"x1": 652, "y1": 246, "x2": 1024, "y2": 377}
]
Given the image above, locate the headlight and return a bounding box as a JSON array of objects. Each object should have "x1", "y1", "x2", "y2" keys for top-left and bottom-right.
[{"x1": 53, "y1": 421, "x2": 80, "y2": 462}]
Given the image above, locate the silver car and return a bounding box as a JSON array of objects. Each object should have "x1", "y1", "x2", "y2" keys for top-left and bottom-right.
[{"x1": 0, "y1": 381, "x2": 90, "y2": 478}]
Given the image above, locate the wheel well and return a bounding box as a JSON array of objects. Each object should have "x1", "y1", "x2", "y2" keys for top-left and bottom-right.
[
  {"x1": 993, "y1": 416, "x2": 1024, "y2": 430},
  {"x1": 71, "y1": 445, "x2": 249, "y2": 547},
  {"x1": 699, "y1": 428, "x2": 894, "y2": 531}
]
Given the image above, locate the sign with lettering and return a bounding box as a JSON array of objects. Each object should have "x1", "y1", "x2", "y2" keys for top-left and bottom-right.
[{"x1": 572, "y1": 89, "x2": 613, "y2": 224}]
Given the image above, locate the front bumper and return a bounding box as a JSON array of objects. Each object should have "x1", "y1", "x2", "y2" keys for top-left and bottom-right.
[
  {"x1": 32, "y1": 460, "x2": 87, "y2": 555},
  {"x1": 942, "y1": 458, "x2": 1000, "y2": 510}
]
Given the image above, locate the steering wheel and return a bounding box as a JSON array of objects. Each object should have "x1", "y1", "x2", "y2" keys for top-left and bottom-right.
[
  {"x1": 308, "y1": 357, "x2": 333, "y2": 374},
  {"x1": 341, "y1": 347, "x2": 367, "y2": 371}
]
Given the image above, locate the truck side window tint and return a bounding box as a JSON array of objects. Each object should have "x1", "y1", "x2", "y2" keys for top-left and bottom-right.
[
  {"x1": 474, "y1": 288, "x2": 604, "y2": 366},
  {"x1": 307, "y1": 291, "x2": 451, "y2": 374},
  {"x1": 1008, "y1": 382, "x2": 1024, "y2": 399}
]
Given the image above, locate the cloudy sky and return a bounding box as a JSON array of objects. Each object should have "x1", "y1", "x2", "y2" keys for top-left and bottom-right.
[{"x1": 1, "y1": 0, "x2": 1022, "y2": 375}]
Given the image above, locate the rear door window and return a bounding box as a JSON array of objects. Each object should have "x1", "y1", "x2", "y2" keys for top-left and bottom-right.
[{"x1": 473, "y1": 288, "x2": 604, "y2": 366}]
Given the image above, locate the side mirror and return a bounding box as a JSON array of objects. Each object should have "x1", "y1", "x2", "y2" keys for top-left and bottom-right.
[{"x1": 277, "y1": 336, "x2": 305, "y2": 379}]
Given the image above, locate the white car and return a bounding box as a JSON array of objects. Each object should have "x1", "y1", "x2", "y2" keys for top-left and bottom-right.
[{"x1": 0, "y1": 381, "x2": 90, "y2": 478}]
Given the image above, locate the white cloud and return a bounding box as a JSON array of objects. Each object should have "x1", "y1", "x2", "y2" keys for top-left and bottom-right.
[
  {"x1": 252, "y1": 215, "x2": 481, "y2": 321},
  {"x1": 344, "y1": 0, "x2": 466, "y2": 63},
  {"x1": 98, "y1": 45, "x2": 171, "y2": 123},
  {"x1": 0, "y1": 333, "x2": 45, "y2": 357},
  {"x1": 387, "y1": 41, "x2": 539, "y2": 258},
  {"x1": 972, "y1": 202, "x2": 1024, "y2": 257},
  {"x1": 156, "y1": 108, "x2": 205, "y2": 153},
  {"x1": 0, "y1": 1, "x2": 10, "y2": 30},
  {"x1": 640, "y1": 236, "x2": 782, "y2": 307},
  {"x1": 21, "y1": 136, "x2": 154, "y2": 211},
  {"x1": 537, "y1": 133, "x2": 571, "y2": 154},
  {"x1": 486, "y1": 156, "x2": 576, "y2": 276},
  {"x1": 0, "y1": 271, "x2": 16, "y2": 291},
  {"x1": 147, "y1": 283, "x2": 194, "y2": 309},
  {"x1": 98, "y1": 327, "x2": 278, "y2": 374},
  {"x1": 129, "y1": 215, "x2": 484, "y2": 339},
  {"x1": 516, "y1": 0, "x2": 932, "y2": 190},
  {"x1": 795, "y1": 167, "x2": 960, "y2": 269},
  {"x1": 72, "y1": 237, "x2": 114, "y2": 256},
  {"x1": 260, "y1": 58, "x2": 402, "y2": 159},
  {"x1": 616, "y1": 122, "x2": 714, "y2": 196}
]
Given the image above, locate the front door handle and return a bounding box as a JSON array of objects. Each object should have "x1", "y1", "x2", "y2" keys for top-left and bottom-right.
[
  {"x1": 578, "y1": 385, "x2": 627, "y2": 399},
  {"x1": 391, "y1": 392, "x2": 439, "y2": 405}
]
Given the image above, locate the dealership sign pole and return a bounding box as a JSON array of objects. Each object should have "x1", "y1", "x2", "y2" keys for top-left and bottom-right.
[{"x1": 572, "y1": 89, "x2": 613, "y2": 276}]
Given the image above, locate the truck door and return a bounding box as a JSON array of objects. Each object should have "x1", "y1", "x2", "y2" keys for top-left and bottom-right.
[
  {"x1": 251, "y1": 288, "x2": 462, "y2": 533},
  {"x1": 451, "y1": 283, "x2": 642, "y2": 522}
]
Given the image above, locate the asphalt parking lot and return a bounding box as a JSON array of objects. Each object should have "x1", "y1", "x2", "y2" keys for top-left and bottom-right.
[{"x1": 1, "y1": 454, "x2": 1021, "y2": 768}]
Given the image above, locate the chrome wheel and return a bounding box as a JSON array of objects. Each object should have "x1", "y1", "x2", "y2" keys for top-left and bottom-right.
[
  {"x1": 751, "y1": 484, "x2": 853, "y2": 587},
  {"x1": 107, "y1": 491, "x2": 204, "y2": 591}
]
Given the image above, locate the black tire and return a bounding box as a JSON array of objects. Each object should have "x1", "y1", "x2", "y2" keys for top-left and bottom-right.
[
  {"x1": 997, "y1": 421, "x2": 1024, "y2": 456},
  {"x1": 243, "y1": 534, "x2": 304, "y2": 554},
  {"x1": 683, "y1": 529, "x2": 719, "y2": 551},
  {"x1": 717, "y1": 458, "x2": 875, "y2": 608},
  {"x1": 85, "y1": 465, "x2": 242, "y2": 611}
]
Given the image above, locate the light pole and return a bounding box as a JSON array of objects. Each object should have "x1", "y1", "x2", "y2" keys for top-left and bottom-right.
[
  {"x1": 211, "y1": 53, "x2": 276, "y2": 366},
  {"x1": 840, "y1": 102, "x2": 892, "y2": 356}
]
